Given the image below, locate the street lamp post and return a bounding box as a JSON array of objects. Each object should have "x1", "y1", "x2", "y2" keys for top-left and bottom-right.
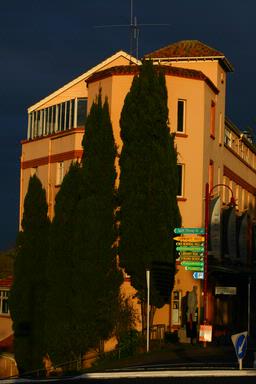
[
  {"x1": 146, "y1": 269, "x2": 150, "y2": 352},
  {"x1": 204, "y1": 182, "x2": 236, "y2": 324}
]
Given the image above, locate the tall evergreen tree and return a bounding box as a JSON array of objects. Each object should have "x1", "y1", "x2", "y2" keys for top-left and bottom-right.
[
  {"x1": 73, "y1": 91, "x2": 122, "y2": 352},
  {"x1": 45, "y1": 162, "x2": 82, "y2": 365},
  {"x1": 118, "y1": 61, "x2": 181, "y2": 328},
  {"x1": 10, "y1": 175, "x2": 50, "y2": 374}
]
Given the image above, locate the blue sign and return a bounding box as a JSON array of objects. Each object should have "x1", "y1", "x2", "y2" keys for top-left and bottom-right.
[
  {"x1": 234, "y1": 334, "x2": 247, "y2": 359},
  {"x1": 193, "y1": 272, "x2": 204, "y2": 280}
]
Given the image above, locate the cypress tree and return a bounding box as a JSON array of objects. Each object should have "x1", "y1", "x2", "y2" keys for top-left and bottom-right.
[
  {"x1": 45, "y1": 162, "x2": 82, "y2": 365},
  {"x1": 10, "y1": 175, "x2": 50, "y2": 374},
  {"x1": 72, "y1": 91, "x2": 122, "y2": 352},
  {"x1": 118, "y1": 61, "x2": 181, "y2": 328}
]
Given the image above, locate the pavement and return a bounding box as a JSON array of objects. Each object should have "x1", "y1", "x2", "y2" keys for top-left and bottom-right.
[
  {"x1": 1, "y1": 341, "x2": 256, "y2": 383},
  {"x1": 91, "y1": 339, "x2": 256, "y2": 371}
]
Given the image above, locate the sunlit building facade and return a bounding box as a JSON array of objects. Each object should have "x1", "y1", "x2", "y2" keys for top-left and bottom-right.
[{"x1": 19, "y1": 40, "x2": 256, "y2": 342}]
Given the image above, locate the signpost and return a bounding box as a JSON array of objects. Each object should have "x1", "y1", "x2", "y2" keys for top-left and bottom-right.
[
  {"x1": 174, "y1": 227, "x2": 206, "y2": 273},
  {"x1": 193, "y1": 272, "x2": 204, "y2": 279},
  {"x1": 231, "y1": 331, "x2": 248, "y2": 370},
  {"x1": 176, "y1": 246, "x2": 204, "y2": 252},
  {"x1": 181, "y1": 261, "x2": 204, "y2": 267},
  {"x1": 174, "y1": 227, "x2": 205, "y2": 234},
  {"x1": 174, "y1": 236, "x2": 205, "y2": 242},
  {"x1": 185, "y1": 266, "x2": 204, "y2": 272}
]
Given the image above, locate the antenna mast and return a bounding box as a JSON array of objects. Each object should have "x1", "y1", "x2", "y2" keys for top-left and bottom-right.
[{"x1": 94, "y1": 0, "x2": 170, "y2": 60}]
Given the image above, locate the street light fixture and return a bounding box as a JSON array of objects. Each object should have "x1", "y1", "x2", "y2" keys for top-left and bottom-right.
[{"x1": 204, "y1": 182, "x2": 236, "y2": 324}]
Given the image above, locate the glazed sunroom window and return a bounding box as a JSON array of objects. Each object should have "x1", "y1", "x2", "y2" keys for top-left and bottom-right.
[{"x1": 27, "y1": 98, "x2": 87, "y2": 139}]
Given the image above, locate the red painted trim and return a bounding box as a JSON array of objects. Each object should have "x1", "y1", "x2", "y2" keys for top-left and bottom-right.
[
  {"x1": 177, "y1": 197, "x2": 187, "y2": 201},
  {"x1": 0, "y1": 277, "x2": 12, "y2": 288},
  {"x1": 223, "y1": 165, "x2": 256, "y2": 195},
  {"x1": 21, "y1": 150, "x2": 83, "y2": 169}
]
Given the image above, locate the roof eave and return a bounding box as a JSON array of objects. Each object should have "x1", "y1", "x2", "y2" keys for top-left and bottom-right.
[
  {"x1": 28, "y1": 50, "x2": 138, "y2": 113},
  {"x1": 145, "y1": 55, "x2": 234, "y2": 72}
]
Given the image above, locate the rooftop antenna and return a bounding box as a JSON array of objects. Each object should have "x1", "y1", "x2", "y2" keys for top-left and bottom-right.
[{"x1": 94, "y1": 0, "x2": 170, "y2": 60}]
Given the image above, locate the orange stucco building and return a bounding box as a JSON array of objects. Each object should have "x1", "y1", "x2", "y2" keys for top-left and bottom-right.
[{"x1": 19, "y1": 40, "x2": 256, "y2": 342}]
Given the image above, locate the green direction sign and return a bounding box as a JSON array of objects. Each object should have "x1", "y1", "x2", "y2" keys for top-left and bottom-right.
[
  {"x1": 174, "y1": 227, "x2": 205, "y2": 234},
  {"x1": 181, "y1": 261, "x2": 204, "y2": 267},
  {"x1": 185, "y1": 266, "x2": 204, "y2": 271},
  {"x1": 176, "y1": 242, "x2": 204, "y2": 247},
  {"x1": 179, "y1": 252, "x2": 204, "y2": 257},
  {"x1": 176, "y1": 246, "x2": 204, "y2": 252}
]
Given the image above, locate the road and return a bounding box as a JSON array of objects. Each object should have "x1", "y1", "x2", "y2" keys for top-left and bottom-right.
[{"x1": 2, "y1": 369, "x2": 256, "y2": 384}]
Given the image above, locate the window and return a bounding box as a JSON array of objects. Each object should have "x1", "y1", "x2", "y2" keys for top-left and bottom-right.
[
  {"x1": 208, "y1": 160, "x2": 214, "y2": 192},
  {"x1": 177, "y1": 100, "x2": 186, "y2": 133},
  {"x1": 27, "y1": 98, "x2": 87, "y2": 139},
  {"x1": 177, "y1": 164, "x2": 184, "y2": 197},
  {"x1": 210, "y1": 101, "x2": 216, "y2": 138},
  {"x1": 224, "y1": 127, "x2": 232, "y2": 147},
  {"x1": 0, "y1": 290, "x2": 9, "y2": 315},
  {"x1": 56, "y1": 161, "x2": 64, "y2": 185},
  {"x1": 77, "y1": 98, "x2": 87, "y2": 128}
]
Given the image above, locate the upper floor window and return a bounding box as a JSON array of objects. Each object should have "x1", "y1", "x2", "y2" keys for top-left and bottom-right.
[
  {"x1": 177, "y1": 100, "x2": 186, "y2": 133},
  {"x1": 224, "y1": 127, "x2": 232, "y2": 147},
  {"x1": 0, "y1": 290, "x2": 9, "y2": 315},
  {"x1": 208, "y1": 160, "x2": 214, "y2": 192},
  {"x1": 56, "y1": 161, "x2": 64, "y2": 186},
  {"x1": 27, "y1": 98, "x2": 87, "y2": 140},
  {"x1": 210, "y1": 101, "x2": 216, "y2": 138},
  {"x1": 177, "y1": 164, "x2": 184, "y2": 197}
]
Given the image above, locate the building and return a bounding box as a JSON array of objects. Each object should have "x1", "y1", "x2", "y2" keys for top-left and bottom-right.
[
  {"x1": 0, "y1": 276, "x2": 13, "y2": 351},
  {"x1": 19, "y1": 40, "x2": 256, "y2": 341}
]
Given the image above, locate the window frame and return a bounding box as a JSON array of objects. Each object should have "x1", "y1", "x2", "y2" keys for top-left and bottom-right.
[
  {"x1": 0, "y1": 289, "x2": 10, "y2": 315},
  {"x1": 177, "y1": 99, "x2": 186, "y2": 133},
  {"x1": 56, "y1": 161, "x2": 64, "y2": 186},
  {"x1": 177, "y1": 163, "x2": 185, "y2": 197}
]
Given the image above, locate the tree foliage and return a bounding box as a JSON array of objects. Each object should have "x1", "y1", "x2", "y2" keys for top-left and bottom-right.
[
  {"x1": 73, "y1": 91, "x2": 122, "y2": 350},
  {"x1": 10, "y1": 175, "x2": 50, "y2": 374},
  {"x1": 45, "y1": 92, "x2": 122, "y2": 365},
  {"x1": 45, "y1": 162, "x2": 82, "y2": 364},
  {"x1": 118, "y1": 61, "x2": 181, "y2": 322}
]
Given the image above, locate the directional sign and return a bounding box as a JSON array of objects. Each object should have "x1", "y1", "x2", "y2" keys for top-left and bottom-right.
[
  {"x1": 179, "y1": 252, "x2": 204, "y2": 257},
  {"x1": 181, "y1": 261, "x2": 204, "y2": 267},
  {"x1": 174, "y1": 228, "x2": 205, "y2": 234},
  {"x1": 232, "y1": 332, "x2": 248, "y2": 360},
  {"x1": 176, "y1": 246, "x2": 204, "y2": 252},
  {"x1": 176, "y1": 242, "x2": 204, "y2": 246},
  {"x1": 185, "y1": 266, "x2": 204, "y2": 271},
  {"x1": 174, "y1": 236, "x2": 205, "y2": 242},
  {"x1": 193, "y1": 272, "x2": 204, "y2": 279},
  {"x1": 180, "y1": 256, "x2": 204, "y2": 262}
]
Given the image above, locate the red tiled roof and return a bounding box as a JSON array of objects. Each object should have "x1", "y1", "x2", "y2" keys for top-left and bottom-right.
[
  {"x1": 86, "y1": 65, "x2": 139, "y2": 84},
  {"x1": 0, "y1": 276, "x2": 13, "y2": 288},
  {"x1": 86, "y1": 65, "x2": 219, "y2": 94},
  {"x1": 145, "y1": 40, "x2": 224, "y2": 58},
  {"x1": 145, "y1": 40, "x2": 233, "y2": 72}
]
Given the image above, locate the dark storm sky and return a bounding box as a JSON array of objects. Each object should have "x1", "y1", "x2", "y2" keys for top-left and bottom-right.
[{"x1": 0, "y1": 0, "x2": 255, "y2": 251}]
